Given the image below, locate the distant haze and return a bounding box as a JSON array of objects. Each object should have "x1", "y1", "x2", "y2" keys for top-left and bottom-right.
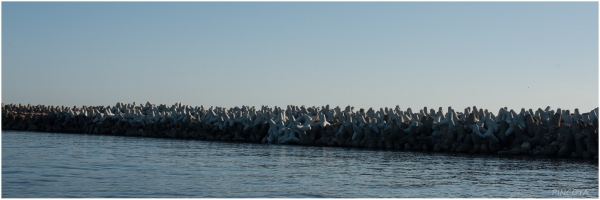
[{"x1": 2, "y1": 2, "x2": 598, "y2": 112}]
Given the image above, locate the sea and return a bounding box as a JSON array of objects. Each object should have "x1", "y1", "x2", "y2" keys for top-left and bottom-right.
[{"x1": 2, "y1": 130, "x2": 598, "y2": 198}]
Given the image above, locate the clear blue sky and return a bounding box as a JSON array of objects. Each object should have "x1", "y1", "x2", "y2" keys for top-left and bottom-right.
[{"x1": 2, "y1": 2, "x2": 598, "y2": 112}]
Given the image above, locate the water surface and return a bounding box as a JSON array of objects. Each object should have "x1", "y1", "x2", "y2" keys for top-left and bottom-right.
[{"x1": 2, "y1": 131, "x2": 598, "y2": 198}]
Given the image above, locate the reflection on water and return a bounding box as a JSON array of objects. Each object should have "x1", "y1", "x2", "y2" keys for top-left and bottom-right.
[{"x1": 2, "y1": 131, "x2": 598, "y2": 198}]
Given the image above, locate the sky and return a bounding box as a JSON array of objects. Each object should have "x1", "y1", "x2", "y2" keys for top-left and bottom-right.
[{"x1": 2, "y1": 2, "x2": 598, "y2": 113}]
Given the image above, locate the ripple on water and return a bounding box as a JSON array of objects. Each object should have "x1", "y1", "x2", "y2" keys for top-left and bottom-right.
[{"x1": 2, "y1": 131, "x2": 598, "y2": 198}]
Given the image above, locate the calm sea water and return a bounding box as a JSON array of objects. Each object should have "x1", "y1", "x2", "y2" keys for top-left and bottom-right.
[{"x1": 2, "y1": 130, "x2": 598, "y2": 198}]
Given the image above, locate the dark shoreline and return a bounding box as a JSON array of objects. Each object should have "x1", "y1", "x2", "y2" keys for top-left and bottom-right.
[
  {"x1": 2, "y1": 103, "x2": 598, "y2": 160},
  {"x1": 4, "y1": 130, "x2": 597, "y2": 166}
]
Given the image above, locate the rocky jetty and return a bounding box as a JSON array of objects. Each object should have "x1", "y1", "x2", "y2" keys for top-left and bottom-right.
[{"x1": 2, "y1": 102, "x2": 598, "y2": 159}]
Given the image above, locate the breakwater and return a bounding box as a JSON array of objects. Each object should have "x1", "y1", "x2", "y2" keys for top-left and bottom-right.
[{"x1": 2, "y1": 102, "x2": 598, "y2": 159}]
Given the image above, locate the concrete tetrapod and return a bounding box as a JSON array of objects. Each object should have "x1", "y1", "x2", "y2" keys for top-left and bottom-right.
[{"x1": 2, "y1": 103, "x2": 598, "y2": 160}]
